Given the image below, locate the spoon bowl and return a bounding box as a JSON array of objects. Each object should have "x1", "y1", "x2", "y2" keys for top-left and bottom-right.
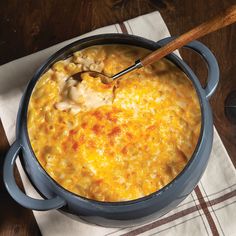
[{"x1": 72, "y1": 71, "x2": 113, "y2": 84}]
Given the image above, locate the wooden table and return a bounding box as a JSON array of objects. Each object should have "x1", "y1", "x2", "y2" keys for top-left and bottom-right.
[{"x1": 0, "y1": 0, "x2": 235, "y2": 235}]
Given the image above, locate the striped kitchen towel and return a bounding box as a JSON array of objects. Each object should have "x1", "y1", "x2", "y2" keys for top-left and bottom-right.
[{"x1": 0, "y1": 11, "x2": 235, "y2": 236}]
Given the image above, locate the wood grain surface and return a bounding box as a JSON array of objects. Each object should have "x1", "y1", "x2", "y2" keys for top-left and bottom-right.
[
  {"x1": 0, "y1": 0, "x2": 235, "y2": 235},
  {"x1": 141, "y1": 4, "x2": 236, "y2": 66}
]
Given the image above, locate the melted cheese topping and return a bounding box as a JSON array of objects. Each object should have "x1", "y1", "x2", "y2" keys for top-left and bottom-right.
[{"x1": 27, "y1": 45, "x2": 201, "y2": 202}]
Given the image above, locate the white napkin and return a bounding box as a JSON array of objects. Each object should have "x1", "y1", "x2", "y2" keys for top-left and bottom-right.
[{"x1": 0, "y1": 11, "x2": 235, "y2": 236}]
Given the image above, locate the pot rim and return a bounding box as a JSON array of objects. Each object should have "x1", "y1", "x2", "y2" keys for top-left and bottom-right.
[{"x1": 19, "y1": 33, "x2": 205, "y2": 206}]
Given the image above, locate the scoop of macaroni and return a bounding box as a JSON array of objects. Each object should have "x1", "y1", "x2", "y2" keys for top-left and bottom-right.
[
  {"x1": 55, "y1": 73, "x2": 114, "y2": 114},
  {"x1": 27, "y1": 45, "x2": 201, "y2": 202}
]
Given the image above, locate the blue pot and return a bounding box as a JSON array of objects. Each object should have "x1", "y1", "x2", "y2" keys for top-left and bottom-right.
[{"x1": 3, "y1": 34, "x2": 219, "y2": 227}]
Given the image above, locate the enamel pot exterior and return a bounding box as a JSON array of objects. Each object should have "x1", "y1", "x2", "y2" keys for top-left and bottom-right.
[{"x1": 4, "y1": 34, "x2": 219, "y2": 227}]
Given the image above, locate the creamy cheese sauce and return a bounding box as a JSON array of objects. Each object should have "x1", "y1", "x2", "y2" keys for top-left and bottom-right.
[
  {"x1": 27, "y1": 45, "x2": 201, "y2": 201},
  {"x1": 55, "y1": 73, "x2": 114, "y2": 114}
]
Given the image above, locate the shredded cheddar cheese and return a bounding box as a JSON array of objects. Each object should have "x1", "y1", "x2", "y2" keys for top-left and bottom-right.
[{"x1": 27, "y1": 45, "x2": 201, "y2": 202}]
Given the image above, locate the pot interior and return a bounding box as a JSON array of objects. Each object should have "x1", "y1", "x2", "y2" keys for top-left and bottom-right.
[{"x1": 22, "y1": 34, "x2": 204, "y2": 204}]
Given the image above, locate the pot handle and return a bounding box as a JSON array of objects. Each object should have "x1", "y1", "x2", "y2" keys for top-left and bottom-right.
[
  {"x1": 156, "y1": 37, "x2": 219, "y2": 99},
  {"x1": 3, "y1": 140, "x2": 66, "y2": 211}
]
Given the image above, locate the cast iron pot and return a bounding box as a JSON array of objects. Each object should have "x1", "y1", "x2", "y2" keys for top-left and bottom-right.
[{"x1": 3, "y1": 34, "x2": 219, "y2": 227}]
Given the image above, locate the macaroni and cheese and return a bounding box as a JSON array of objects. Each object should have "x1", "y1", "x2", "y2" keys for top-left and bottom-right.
[{"x1": 27, "y1": 45, "x2": 201, "y2": 201}]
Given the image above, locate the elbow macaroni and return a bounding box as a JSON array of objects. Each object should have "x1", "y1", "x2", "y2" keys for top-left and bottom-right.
[{"x1": 27, "y1": 45, "x2": 201, "y2": 202}]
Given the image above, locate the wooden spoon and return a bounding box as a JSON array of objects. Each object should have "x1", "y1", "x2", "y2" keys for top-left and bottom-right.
[{"x1": 73, "y1": 4, "x2": 236, "y2": 84}]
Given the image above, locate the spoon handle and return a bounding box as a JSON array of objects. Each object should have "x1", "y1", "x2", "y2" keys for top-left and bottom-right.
[{"x1": 141, "y1": 4, "x2": 236, "y2": 66}]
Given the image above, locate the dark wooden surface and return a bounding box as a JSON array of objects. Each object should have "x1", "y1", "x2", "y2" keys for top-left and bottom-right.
[{"x1": 0, "y1": 0, "x2": 235, "y2": 235}]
